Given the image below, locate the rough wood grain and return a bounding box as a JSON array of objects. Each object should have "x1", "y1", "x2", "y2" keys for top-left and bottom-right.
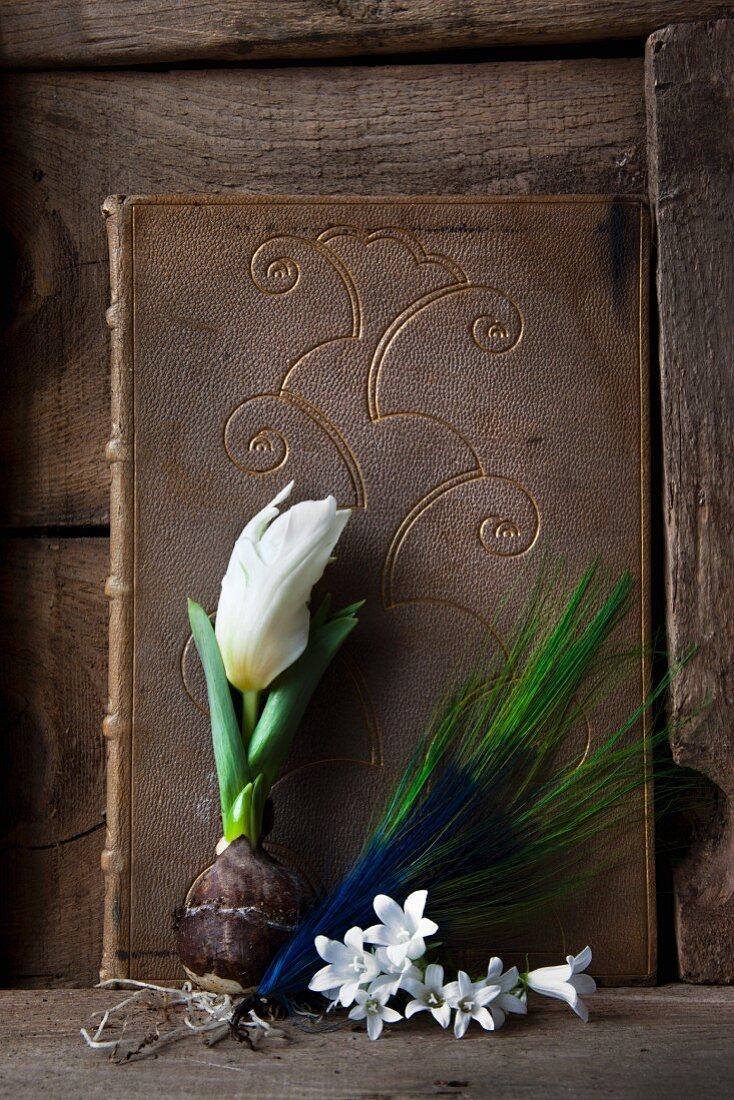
[
  {"x1": 1, "y1": 988, "x2": 733, "y2": 1099},
  {"x1": 0, "y1": 539, "x2": 107, "y2": 986},
  {"x1": 1, "y1": 2, "x2": 733, "y2": 68},
  {"x1": 0, "y1": 59, "x2": 647, "y2": 527},
  {"x1": 646, "y1": 19, "x2": 734, "y2": 982}
]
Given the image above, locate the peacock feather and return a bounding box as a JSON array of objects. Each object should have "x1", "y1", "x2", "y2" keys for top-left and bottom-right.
[{"x1": 258, "y1": 563, "x2": 675, "y2": 1000}]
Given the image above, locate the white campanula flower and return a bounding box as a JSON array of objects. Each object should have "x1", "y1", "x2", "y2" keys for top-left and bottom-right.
[
  {"x1": 403, "y1": 963, "x2": 453, "y2": 1028},
  {"x1": 215, "y1": 482, "x2": 351, "y2": 692},
  {"x1": 445, "y1": 971, "x2": 502, "y2": 1038},
  {"x1": 369, "y1": 949, "x2": 422, "y2": 998},
  {"x1": 363, "y1": 890, "x2": 439, "y2": 967},
  {"x1": 348, "y1": 986, "x2": 402, "y2": 1040},
  {"x1": 483, "y1": 957, "x2": 528, "y2": 1027},
  {"x1": 308, "y1": 927, "x2": 381, "y2": 1007},
  {"x1": 526, "y1": 946, "x2": 597, "y2": 1022}
]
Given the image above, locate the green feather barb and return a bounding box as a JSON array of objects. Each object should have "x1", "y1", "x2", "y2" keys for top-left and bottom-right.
[{"x1": 258, "y1": 562, "x2": 691, "y2": 997}]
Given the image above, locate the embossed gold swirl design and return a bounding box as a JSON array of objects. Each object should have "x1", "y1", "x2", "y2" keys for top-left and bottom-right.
[
  {"x1": 250, "y1": 234, "x2": 362, "y2": 336},
  {"x1": 316, "y1": 224, "x2": 468, "y2": 286},
  {"x1": 230, "y1": 225, "x2": 541, "y2": 741},
  {"x1": 223, "y1": 392, "x2": 367, "y2": 507},
  {"x1": 367, "y1": 284, "x2": 525, "y2": 421},
  {"x1": 471, "y1": 312, "x2": 523, "y2": 354},
  {"x1": 250, "y1": 253, "x2": 301, "y2": 294},
  {"x1": 230, "y1": 426, "x2": 288, "y2": 474},
  {"x1": 479, "y1": 510, "x2": 539, "y2": 557}
]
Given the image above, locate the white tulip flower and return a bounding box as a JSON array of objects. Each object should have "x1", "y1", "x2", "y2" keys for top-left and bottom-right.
[
  {"x1": 348, "y1": 987, "x2": 402, "y2": 1041},
  {"x1": 526, "y1": 946, "x2": 597, "y2": 1022},
  {"x1": 215, "y1": 482, "x2": 351, "y2": 694},
  {"x1": 363, "y1": 890, "x2": 439, "y2": 967}
]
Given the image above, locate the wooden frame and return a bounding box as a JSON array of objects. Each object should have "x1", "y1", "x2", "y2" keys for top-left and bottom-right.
[{"x1": 0, "y1": 13, "x2": 731, "y2": 987}]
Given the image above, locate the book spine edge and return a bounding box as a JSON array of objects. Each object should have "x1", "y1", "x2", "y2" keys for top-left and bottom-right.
[{"x1": 100, "y1": 195, "x2": 133, "y2": 983}]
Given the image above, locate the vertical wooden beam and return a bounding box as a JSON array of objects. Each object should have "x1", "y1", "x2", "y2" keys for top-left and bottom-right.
[{"x1": 646, "y1": 19, "x2": 734, "y2": 981}]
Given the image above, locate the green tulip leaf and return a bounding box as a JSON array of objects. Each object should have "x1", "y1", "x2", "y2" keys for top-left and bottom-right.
[
  {"x1": 247, "y1": 602, "x2": 362, "y2": 786},
  {"x1": 225, "y1": 780, "x2": 253, "y2": 842},
  {"x1": 188, "y1": 599, "x2": 251, "y2": 835}
]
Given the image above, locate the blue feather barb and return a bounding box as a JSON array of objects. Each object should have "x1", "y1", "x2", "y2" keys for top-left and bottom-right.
[{"x1": 259, "y1": 563, "x2": 675, "y2": 999}]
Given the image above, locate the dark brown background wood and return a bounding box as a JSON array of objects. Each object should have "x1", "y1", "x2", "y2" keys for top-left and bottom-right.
[
  {"x1": 0, "y1": 540, "x2": 107, "y2": 985},
  {"x1": 1, "y1": 2, "x2": 733, "y2": 68},
  {"x1": 0, "y1": 7, "x2": 730, "y2": 989},
  {"x1": 646, "y1": 19, "x2": 734, "y2": 982},
  {"x1": 0, "y1": 59, "x2": 646, "y2": 530}
]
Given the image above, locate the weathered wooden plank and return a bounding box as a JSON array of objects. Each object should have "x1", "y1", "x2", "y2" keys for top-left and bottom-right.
[
  {"x1": 646, "y1": 19, "x2": 734, "y2": 982},
  {"x1": 0, "y1": 538, "x2": 107, "y2": 986},
  {"x1": 0, "y1": 59, "x2": 646, "y2": 527},
  {"x1": 1, "y1": 988, "x2": 733, "y2": 1099},
  {"x1": 0, "y1": 2, "x2": 732, "y2": 68}
]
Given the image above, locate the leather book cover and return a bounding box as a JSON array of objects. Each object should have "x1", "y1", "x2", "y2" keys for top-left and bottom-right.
[{"x1": 102, "y1": 195, "x2": 652, "y2": 984}]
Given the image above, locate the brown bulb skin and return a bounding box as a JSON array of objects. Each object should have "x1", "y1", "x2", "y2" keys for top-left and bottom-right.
[{"x1": 175, "y1": 835, "x2": 313, "y2": 994}]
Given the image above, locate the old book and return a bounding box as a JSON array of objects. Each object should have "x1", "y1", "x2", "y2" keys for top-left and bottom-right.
[{"x1": 103, "y1": 195, "x2": 652, "y2": 984}]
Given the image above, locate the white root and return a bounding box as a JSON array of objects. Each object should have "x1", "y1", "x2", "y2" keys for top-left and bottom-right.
[{"x1": 81, "y1": 979, "x2": 284, "y2": 1063}]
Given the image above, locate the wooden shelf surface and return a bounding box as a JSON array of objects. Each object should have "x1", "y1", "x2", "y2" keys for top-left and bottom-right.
[{"x1": 0, "y1": 986, "x2": 732, "y2": 1098}]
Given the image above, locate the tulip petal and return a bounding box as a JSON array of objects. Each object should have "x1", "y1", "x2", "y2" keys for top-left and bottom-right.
[
  {"x1": 241, "y1": 482, "x2": 294, "y2": 544},
  {"x1": 215, "y1": 488, "x2": 351, "y2": 691}
]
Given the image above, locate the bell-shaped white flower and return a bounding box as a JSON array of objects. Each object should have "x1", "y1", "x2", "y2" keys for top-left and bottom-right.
[
  {"x1": 363, "y1": 890, "x2": 439, "y2": 967},
  {"x1": 215, "y1": 482, "x2": 351, "y2": 692},
  {"x1": 369, "y1": 949, "x2": 422, "y2": 998},
  {"x1": 526, "y1": 946, "x2": 597, "y2": 1022},
  {"x1": 445, "y1": 971, "x2": 502, "y2": 1038},
  {"x1": 308, "y1": 927, "x2": 381, "y2": 1007},
  {"x1": 482, "y1": 957, "x2": 528, "y2": 1028},
  {"x1": 403, "y1": 963, "x2": 453, "y2": 1028},
  {"x1": 348, "y1": 986, "x2": 402, "y2": 1040}
]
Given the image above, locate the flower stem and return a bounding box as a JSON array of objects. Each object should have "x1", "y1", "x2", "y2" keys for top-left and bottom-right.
[{"x1": 241, "y1": 690, "x2": 261, "y2": 748}]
